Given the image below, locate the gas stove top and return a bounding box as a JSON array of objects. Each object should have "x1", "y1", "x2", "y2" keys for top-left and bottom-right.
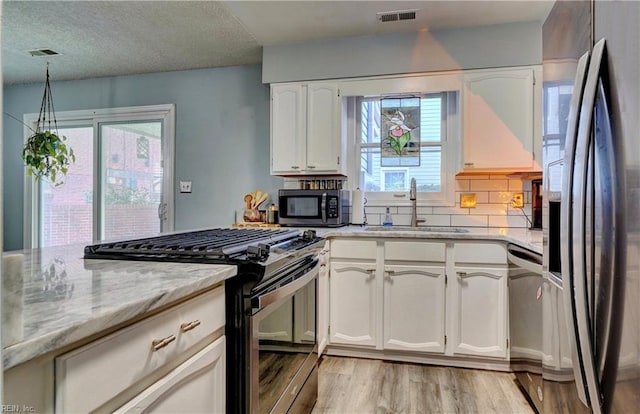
[{"x1": 83, "y1": 227, "x2": 323, "y2": 266}]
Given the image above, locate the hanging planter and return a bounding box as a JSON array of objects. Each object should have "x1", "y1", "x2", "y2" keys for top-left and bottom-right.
[{"x1": 22, "y1": 65, "x2": 75, "y2": 187}]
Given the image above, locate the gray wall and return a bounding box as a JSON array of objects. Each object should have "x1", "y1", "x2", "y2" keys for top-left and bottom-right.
[
  {"x1": 263, "y1": 21, "x2": 542, "y2": 83},
  {"x1": 3, "y1": 65, "x2": 282, "y2": 250}
]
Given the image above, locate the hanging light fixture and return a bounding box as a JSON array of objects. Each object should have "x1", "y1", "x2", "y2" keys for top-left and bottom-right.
[{"x1": 22, "y1": 64, "x2": 75, "y2": 186}]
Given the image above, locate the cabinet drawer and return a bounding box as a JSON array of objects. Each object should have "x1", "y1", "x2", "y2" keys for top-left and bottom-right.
[
  {"x1": 454, "y1": 242, "x2": 507, "y2": 264},
  {"x1": 384, "y1": 241, "x2": 445, "y2": 262},
  {"x1": 330, "y1": 239, "x2": 377, "y2": 260},
  {"x1": 55, "y1": 286, "x2": 224, "y2": 413}
]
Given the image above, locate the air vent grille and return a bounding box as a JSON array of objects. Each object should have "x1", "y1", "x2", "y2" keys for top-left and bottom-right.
[
  {"x1": 377, "y1": 9, "x2": 417, "y2": 23},
  {"x1": 28, "y1": 49, "x2": 61, "y2": 57}
]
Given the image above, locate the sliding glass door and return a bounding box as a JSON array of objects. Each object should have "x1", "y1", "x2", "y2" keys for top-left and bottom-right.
[
  {"x1": 99, "y1": 121, "x2": 163, "y2": 241},
  {"x1": 39, "y1": 125, "x2": 94, "y2": 247},
  {"x1": 27, "y1": 105, "x2": 175, "y2": 248}
]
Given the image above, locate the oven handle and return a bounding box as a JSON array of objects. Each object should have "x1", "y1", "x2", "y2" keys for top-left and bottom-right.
[{"x1": 254, "y1": 260, "x2": 319, "y2": 310}]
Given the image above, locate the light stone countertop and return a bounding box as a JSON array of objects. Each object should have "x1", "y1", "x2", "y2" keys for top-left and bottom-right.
[
  {"x1": 2, "y1": 243, "x2": 237, "y2": 370},
  {"x1": 311, "y1": 225, "x2": 543, "y2": 254}
]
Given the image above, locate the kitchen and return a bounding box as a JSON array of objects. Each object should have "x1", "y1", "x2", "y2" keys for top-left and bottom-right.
[{"x1": 1, "y1": 1, "x2": 639, "y2": 413}]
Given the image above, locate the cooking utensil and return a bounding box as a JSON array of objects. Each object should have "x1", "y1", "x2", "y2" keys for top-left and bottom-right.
[
  {"x1": 244, "y1": 194, "x2": 253, "y2": 210},
  {"x1": 254, "y1": 191, "x2": 269, "y2": 209}
]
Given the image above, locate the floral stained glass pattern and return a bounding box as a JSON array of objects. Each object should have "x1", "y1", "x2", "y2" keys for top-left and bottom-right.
[{"x1": 380, "y1": 97, "x2": 421, "y2": 167}]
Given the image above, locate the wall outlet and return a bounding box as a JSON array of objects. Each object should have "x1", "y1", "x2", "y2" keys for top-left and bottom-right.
[
  {"x1": 511, "y1": 192, "x2": 524, "y2": 209},
  {"x1": 179, "y1": 181, "x2": 192, "y2": 193}
]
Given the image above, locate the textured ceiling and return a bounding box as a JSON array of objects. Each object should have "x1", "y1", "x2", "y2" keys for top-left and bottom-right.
[{"x1": 1, "y1": 0, "x2": 553, "y2": 86}]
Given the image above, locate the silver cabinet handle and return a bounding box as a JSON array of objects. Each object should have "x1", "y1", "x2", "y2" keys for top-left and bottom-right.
[
  {"x1": 291, "y1": 166, "x2": 300, "y2": 169},
  {"x1": 385, "y1": 269, "x2": 395, "y2": 281},
  {"x1": 307, "y1": 165, "x2": 316, "y2": 169},
  {"x1": 180, "y1": 320, "x2": 201, "y2": 333},
  {"x1": 151, "y1": 334, "x2": 176, "y2": 351},
  {"x1": 464, "y1": 162, "x2": 474, "y2": 167}
]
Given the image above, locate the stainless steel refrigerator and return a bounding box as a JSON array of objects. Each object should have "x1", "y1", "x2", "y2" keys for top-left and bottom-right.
[{"x1": 542, "y1": 1, "x2": 640, "y2": 413}]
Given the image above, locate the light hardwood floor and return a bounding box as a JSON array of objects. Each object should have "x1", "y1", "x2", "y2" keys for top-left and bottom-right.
[{"x1": 312, "y1": 356, "x2": 535, "y2": 414}]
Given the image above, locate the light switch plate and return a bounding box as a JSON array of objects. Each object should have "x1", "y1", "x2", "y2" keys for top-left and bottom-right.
[{"x1": 179, "y1": 181, "x2": 192, "y2": 193}]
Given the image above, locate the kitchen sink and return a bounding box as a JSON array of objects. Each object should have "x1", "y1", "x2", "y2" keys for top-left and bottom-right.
[{"x1": 364, "y1": 226, "x2": 469, "y2": 233}]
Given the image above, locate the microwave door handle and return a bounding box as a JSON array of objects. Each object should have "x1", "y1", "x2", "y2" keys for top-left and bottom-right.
[
  {"x1": 321, "y1": 192, "x2": 327, "y2": 223},
  {"x1": 560, "y1": 50, "x2": 592, "y2": 411}
]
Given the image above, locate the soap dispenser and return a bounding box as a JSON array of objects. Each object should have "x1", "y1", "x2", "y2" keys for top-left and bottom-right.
[{"x1": 383, "y1": 207, "x2": 393, "y2": 227}]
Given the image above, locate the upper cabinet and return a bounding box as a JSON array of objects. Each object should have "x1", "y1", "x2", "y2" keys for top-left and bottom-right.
[
  {"x1": 270, "y1": 82, "x2": 345, "y2": 175},
  {"x1": 461, "y1": 66, "x2": 542, "y2": 173}
]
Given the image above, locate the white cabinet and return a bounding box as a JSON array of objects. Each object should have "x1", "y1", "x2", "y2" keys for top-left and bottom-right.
[
  {"x1": 329, "y1": 262, "x2": 377, "y2": 347},
  {"x1": 270, "y1": 82, "x2": 344, "y2": 175},
  {"x1": 115, "y1": 336, "x2": 225, "y2": 414},
  {"x1": 383, "y1": 264, "x2": 446, "y2": 353},
  {"x1": 461, "y1": 67, "x2": 541, "y2": 172},
  {"x1": 451, "y1": 267, "x2": 508, "y2": 358},
  {"x1": 452, "y1": 242, "x2": 508, "y2": 359},
  {"x1": 327, "y1": 238, "x2": 511, "y2": 363},
  {"x1": 55, "y1": 287, "x2": 225, "y2": 413}
]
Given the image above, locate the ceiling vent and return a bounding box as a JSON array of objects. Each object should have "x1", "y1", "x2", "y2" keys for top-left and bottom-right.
[
  {"x1": 28, "y1": 49, "x2": 61, "y2": 57},
  {"x1": 377, "y1": 10, "x2": 417, "y2": 23}
]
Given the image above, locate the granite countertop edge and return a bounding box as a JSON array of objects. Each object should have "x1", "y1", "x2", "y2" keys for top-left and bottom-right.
[
  {"x1": 313, "y1": 226, "x2": 543, "y2": 254},
  {"x1": 3, "y1": 264, "x2": 237, "y2": 370}
]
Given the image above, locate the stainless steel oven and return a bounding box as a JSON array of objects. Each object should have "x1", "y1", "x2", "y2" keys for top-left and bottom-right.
[
  {"x1": 250, "y1": 259, "x2": 318, "y2": 413},
  {"x1": 83, "y1": 227, "x2": 325, "y2": 414}
]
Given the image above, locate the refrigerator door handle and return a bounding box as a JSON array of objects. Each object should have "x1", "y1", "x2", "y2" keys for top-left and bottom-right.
[
  {"x1": 560, "y1": 50, "x2": 592, "y2": 411},
  {"x1": 571, "y1": 39, "x2": 611, "y2": 414}
]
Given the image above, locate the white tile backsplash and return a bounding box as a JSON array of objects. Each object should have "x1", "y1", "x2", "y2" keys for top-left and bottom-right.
[
  {"x1": 451, "y1": 215, "x2": 489, "y2": 227},
  {"x1": 470, "y1": 179, "x2": 509, "y2": 191},
  {"x1": 356, "y1": 176, "x2": 534, "y2": 229}
]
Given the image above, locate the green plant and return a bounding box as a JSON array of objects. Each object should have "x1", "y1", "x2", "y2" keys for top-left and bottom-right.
[{"x1": 22, "y1": 130, "x2": 75, "y2": 186}]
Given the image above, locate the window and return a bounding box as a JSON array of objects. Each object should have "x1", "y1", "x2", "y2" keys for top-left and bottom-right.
[
  {"x1": 24, "y1": 105, "x2": 175, "y2": 248},
  {"x1": 542, "y1": 81, "x2": 573, "y2": 192},
  {"x1": 354, "y1": 92, "x2": 458, "y2": 205}
]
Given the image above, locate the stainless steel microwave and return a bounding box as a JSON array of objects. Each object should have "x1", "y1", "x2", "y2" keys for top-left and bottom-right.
[{"x1": 278, "y1": 189, "x2": 349, "y2": 227}]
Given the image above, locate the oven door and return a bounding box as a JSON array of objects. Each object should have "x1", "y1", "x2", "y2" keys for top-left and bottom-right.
[{"x1": 250, "y1": 260, "x2": 319, "y2": 414}]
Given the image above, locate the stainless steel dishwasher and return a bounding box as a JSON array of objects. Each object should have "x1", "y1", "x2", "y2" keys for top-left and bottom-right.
[{"x1": 508, "y1": 243, "x2": 543, "y2": 413}]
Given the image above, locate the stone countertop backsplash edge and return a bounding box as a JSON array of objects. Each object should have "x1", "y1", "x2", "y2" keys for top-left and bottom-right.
[
  {"x1": 312, "y1": 225, "x2": 543, "y2": 254},
  {"x1": 2, "y1": 243, "x2": 237, "y2": 370}
]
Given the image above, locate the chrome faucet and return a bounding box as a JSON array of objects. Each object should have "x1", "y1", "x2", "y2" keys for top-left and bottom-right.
[{"x1": 410, "y1": 178, "x2": 425, "y2": 227}]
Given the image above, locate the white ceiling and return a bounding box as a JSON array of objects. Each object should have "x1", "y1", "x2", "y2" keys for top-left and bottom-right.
[{"x1": 1, "y1": 1, "x2": 554, "y2": 86}]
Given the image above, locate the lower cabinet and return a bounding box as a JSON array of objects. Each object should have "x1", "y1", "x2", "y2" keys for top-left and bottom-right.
[
  {"x1": 115, "y1": 336, "x2": 225, "y2": 413},
  {"x1": 55, "y1": 287, "x2": 225, "y2": 413},
  {"x1": 383, "y1": 264, "x2": 446, "y2": 353},
  {"x1": 329, "y1": 262, "x2": 377, "y2": 347},
  {"x1": 328, "y1": 238, "x2": 510, "y2": 364},
  {"x1": 451, "y1": 266, "x2": 508, "y2": 358}
]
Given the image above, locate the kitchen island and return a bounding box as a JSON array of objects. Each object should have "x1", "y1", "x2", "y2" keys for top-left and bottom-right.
[{"x1": 2, "y1": 243, "x2": 236, "y2": 370}]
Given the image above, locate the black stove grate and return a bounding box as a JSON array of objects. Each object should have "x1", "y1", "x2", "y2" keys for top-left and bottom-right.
[{"x1": 84, "y1": 228, "x2": 300, "y2": 261}]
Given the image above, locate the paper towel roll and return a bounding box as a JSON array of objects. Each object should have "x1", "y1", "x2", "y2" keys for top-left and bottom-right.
[{"x1": 351, "y1": 189, "x2": 365, "y2": 225}]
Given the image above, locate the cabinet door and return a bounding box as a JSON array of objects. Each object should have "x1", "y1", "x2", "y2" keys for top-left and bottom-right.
[
  {"x1": 271, "y1": 83, "x2": 306, "y2": 174},
  {"x1": 115, "y1": 336, "x2": 225, "y2": 414},
  {"x1": 306, "y1": 83, "x2": 341, "y2": 173},
  {"x1": 452, "y1": 266, "x2": 508, "y2": 358},
  {"x1": 329, "y1": 262, "x2": 377, "y2": 347},
  {"x1": 462, "y1": 68, "x2": 535, "y2": 170},
  {"x1": 383, "y1": 264, "x2": 446, "y2": 353}
]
